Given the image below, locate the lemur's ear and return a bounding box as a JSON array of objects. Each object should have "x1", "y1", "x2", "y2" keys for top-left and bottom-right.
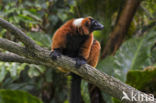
[{"x1": 87, "y1": 16, "x2": 93, "y2": 19}]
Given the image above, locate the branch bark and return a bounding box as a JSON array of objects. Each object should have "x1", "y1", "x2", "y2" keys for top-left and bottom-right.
[
  {"x1": 0, "y1": 52, "x2": 41, "y2": 64},
  {"x1": 0, "y1": 18, "x2": 155, "y2": 103},
  {"x1": 0, "y1": 38, "x2": 27, "y2": 56},
  {"x1": 0, "y1": 18, "x2": 41, "y2": 50}
]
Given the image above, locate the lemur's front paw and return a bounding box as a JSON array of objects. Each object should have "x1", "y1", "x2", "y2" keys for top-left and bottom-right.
[
  {"x1": 75, "y1": 57, "x2": 86, "y2": 68},
  {"x1": 50, "y1": 50, "x2": 61, "y2": 60}
]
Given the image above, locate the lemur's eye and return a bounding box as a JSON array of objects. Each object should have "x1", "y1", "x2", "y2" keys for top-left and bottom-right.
[
  {"x1": 94, "y1": 22, "x2": 97, "y2": 25},
  {"x1": 85, "y1": 21, "x2": 89, "y2": 27}
]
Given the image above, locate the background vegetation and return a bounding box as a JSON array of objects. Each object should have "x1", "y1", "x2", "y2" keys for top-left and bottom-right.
[{"x1": 0, "y1": 0, "x2": 156, "y2": 103}]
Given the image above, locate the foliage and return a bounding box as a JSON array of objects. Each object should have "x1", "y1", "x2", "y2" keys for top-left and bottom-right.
[
  {"x1": 27, "y1": 32, "x2": 51, "y2": 48},
  {"x1": 126, "y1": 66, "x2": 156, "y2": 96},
  {"x1": 0, "y1": 0, "x2": 156, "y2": 103},
  {"x1": 0, "y1": 62, "x2": 26, "y2": 82},
  {"x1": 0, "y1": 89, "x2": 42, "y2": 103},
  {"x1": 113, "y1": 66, "x2": 156, "y2": 103},
  {"x1": 0, "y1": 0, "x2": 76, "y2": 44},
  {"x1": 98, "y1": 30, "x2": 156, "y2": 81},
  {"x1": 0, "y1": 0, "x2": 75, "y2": 102}
]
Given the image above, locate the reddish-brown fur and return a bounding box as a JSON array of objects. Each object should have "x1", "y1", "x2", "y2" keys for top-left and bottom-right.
[
  {"x1": 56, "y1": 40, "x2": 100, "y2": 72},
  {"x1": 87, "y1": 40, "x2": 101, "y2": 67},
  {"x1": 51, "y1": 17, "x2": 101, "y2": 72}
]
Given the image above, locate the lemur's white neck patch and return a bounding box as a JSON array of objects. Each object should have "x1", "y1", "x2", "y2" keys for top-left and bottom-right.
[{"x1": 73, "y1": 18, "x2": 84, "y2": 27}]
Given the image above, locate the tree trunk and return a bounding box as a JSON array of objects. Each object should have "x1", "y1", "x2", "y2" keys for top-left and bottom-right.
[{"x1": 102, "y1": 0, "x2": 141, "y2": 58}]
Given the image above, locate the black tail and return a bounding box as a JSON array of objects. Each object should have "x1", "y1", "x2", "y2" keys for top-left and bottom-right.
[{"x1": 70, "y1": 73, "x2": 81, "y2": 103}]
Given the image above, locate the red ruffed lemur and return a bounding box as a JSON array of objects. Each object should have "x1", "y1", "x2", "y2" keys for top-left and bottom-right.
[{"x1": 50, "y1": 17, "x2": 103, "y2": 103}]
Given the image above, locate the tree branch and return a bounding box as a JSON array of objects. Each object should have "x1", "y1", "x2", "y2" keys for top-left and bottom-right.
[
  {"x1": 0, "y1": 52, "x2": 51, "y2": 67},
  {"x1": 0, "y1": 38, "x2": 27, "y2": 56},
  {"x1": 38, "y1": 53, "x2": 156, "y2": 103},
  {"x1": 0, "y1": 38, "x2": 45, "y2": 60},
  {"x1": 0, "y1": 38, "x2": 53, "y2": 67},
  {"x1": 0, "y1": 18, "x2": 41, "y2": 50},
  {"x1": 0, "y1": 18, "x2": 155, "y2": 103},
  {"x1": 0, "y1": 52, "x2": 40, "y2": 64}
]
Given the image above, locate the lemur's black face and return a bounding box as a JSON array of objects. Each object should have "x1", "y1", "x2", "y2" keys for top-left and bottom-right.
[{"x1": 89, "y1": 18, "x2": 104, "y2": 32}]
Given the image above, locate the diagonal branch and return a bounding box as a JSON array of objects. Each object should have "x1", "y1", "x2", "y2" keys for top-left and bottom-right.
[
  {"x1": 0, "y1": 38, "x2": 53, "y2": 66},
  {"x1": 41, "y1": 53, "x2": 156, "y2": 103},
  {"x1": 0, "y1": 38, "x2": 27, "y2": 56},
  {"x1": 0, "y1": 52, "x2": 38, "y2": 64},
  {"x1": 0, "y1": 18, "x2": 41, "y2": 50},
  {"x1": 0, "y1": 18, "x2": 155, "y2": 103},
  {"x1": 0, "y1": 38, "x2": 43, "y2": 62},
  {"x1": 0, "y1": 52, "x2": 51, "y2": 67}
]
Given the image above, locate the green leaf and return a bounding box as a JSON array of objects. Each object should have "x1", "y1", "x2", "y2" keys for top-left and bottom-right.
[
  {"x1": 27, "y1": 32, "x2": 51, "y2": 48},
  {"x1": 22, "y1": 10, "x2": 42, "y2": 21},
  {"x1": 0, "y1": 89, "x2": 43, "y2": 103},
  {"x1": 126, "y1": 66, "x2": 156, "y2": 96},
  {"x1": 0, "y1": 65, "x2": 7, "y2": 82},
  {"x1": 98, "y1": 31, "x2": 156, "y2": 81}
]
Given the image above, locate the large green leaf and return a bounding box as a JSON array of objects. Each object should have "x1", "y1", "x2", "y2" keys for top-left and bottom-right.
[
  {"x1": 0, "y1": 90, "x2": 43, "y2": 103},
  {"x1": 27, "y1": 32, "x2": 51, "y2": 48},
  {"x1": 126, "y1": 66, "x2": 156, "y2": 96},
  {"x1": 98, "y1": 31, "x2": 156, "y2": 81}
]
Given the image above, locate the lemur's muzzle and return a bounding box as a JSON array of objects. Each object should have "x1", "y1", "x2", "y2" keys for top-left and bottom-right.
[{"x1": 91, "y1": 20, "x2": 104, "y2": 31}]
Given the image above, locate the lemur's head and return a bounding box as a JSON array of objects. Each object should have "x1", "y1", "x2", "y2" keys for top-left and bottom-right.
[{"x1": 73, "y1": 17, "x2": 104, "y2": 35}]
